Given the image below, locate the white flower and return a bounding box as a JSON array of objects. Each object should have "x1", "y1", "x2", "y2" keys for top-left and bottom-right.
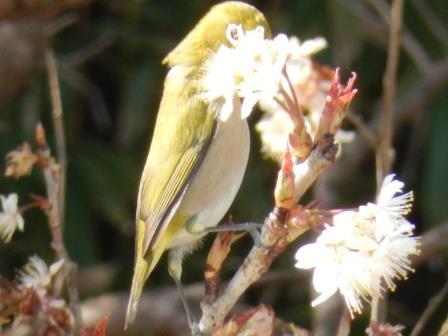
[
  {"x1": 202, "y1": 24, "x2": 291, "y2": 121},
  {"x1": 256, "y1": 108, "x2": 294, "y2": 160},
  {"x1": 283, "y1": 36, "x2": 327, "y2": 86},
  {"x1": 0, "y1": 193, "x2": 24, "y2": 243},
  {"x1": 18, "y1": 255, "x2": 64, "y2": 297},
  {"x1": 294, "y1": 174, "x2": 419, "y2": 317},
  {"x1": 256, "y1": 36, "x2": 334, "y2": 161}
]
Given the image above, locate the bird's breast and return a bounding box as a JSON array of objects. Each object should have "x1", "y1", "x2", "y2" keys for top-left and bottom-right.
[{"x1": 168, "y1": 110, "x2": 250, "y2": 248}]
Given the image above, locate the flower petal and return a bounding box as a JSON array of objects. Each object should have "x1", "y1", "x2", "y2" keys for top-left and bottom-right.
[{"x1": 294, "y1": 243, "x2": 320, "y2": 269}]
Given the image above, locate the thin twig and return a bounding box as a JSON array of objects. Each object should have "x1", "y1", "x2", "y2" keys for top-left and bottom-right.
[
  {"x1": 273, "y1": 97, "x2": 289, "y2": 115},
  {"x1": 41, "y1": 158, "x2": 82, "y2": 330},
  {"x1": 282, "y1": 67, "x2": 302, "y2": 117},
  {"x1": 346, "y1": 111, "x2": 377, "y2": 150},
  {"x1": 45, "y1": 49, "x2": 66, "y2": 225},
  {"x1": 375, "y1": 0, "x2": 403, "y2": 187},
  {"x1": 372, "y1": 0, "x2": 404, "y2": 324},
  {"x1": 62, "y1": 33, "x2": 115, "y2": 66},
  {"x1": 279, "y1": 87, "x2": 303, "y2": 126},
  {"x1": 410, "y1": 0, "x2": 448, "y2": 46},
  {"x1": 44, "y1": 49, "x2": 82, "y2": 330},
  {"x1": 411, "y1": 220, "x2": 448, "y2": 267},
  {"x1": 60, "y1": 66, "x2": 111, "y2": 130},
  {"x1": 409, "y1": 282, "x2": 448, "y2": 336},
  {"x1": 368, "y1": 0, "x2": 427, "y2": 71},
  {"x1": 344, "y1": 0, "x2": 430, "y2": 71}
]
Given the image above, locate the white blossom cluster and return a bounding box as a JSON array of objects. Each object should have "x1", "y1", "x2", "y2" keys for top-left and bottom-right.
[
  {"x1": 17, "y1": 255, "x2": 64, "y2": 298},
  {"x1": 202, "y1": 23, "x2": 353, "y2": 162},
  {"x1": 295, "y1": 175, "x2": 420, "y2": 316},
  {"x1": 256, "y1": 37, "x2": 355, "y2": 161},
  {"x1": 202, "y1": 24, "x2": 291, "y2": 121}
]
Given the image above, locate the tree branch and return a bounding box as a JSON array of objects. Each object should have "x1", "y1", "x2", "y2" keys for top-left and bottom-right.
[
  {"x1": 411, "y1": 221, "x2": 448, "y2": 267},
  {"x1": 43, "y1": 49, "x2": 82, "y2": 330},
  {"x1": 410, "y1": 0, "x2": 448, "y2": 46},
  {"x1": 199, "y1": 140, "x2": 337, "y2": 334},
  {"x1": 45, "y1": 49, "x2": 66, "y2": 224},
  {"x1": 375, "y1": 0, "x2": 403, "y2": 186},
  {"x1": 409, "y1": 282, "x2": 448, "y2": 336},
  {"x1": 343, "y1": 0, "x2": 431, "y2": 72},
  {"x1": 366, "y1": 0, "x2": 431, "y2": 72},
  {"x1": 346, "y1": 111, "x2": 377, "y2": 150},
  {"x1": 372, "y1": 0, "x2": 404, "y2": 324}
]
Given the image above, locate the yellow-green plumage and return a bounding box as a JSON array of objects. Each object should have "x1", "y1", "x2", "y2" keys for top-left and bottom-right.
[{"x1": 126, "y1": 1, "x2": 270, "y2": 328}]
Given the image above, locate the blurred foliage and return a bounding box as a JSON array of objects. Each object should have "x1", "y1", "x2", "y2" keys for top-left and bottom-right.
[{"x1": 0, "y1": 0, "x2": 447, "y2": 334}]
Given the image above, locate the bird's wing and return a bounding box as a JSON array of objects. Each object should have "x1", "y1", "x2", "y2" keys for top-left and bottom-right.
[{"x1": 137, "y1": 68, "x2": 216, "y2": 257}]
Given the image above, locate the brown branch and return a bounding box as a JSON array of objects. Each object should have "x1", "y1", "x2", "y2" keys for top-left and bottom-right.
[
  {"x1": 366, "y1": 0, "x2": 431, "y2": 72},
  {"x1": 409, "y1": 282, "x2": 448, "y2": 336},
  {"x1": 40, "y1": 151, "x2": 82, "y2": 330},
  {"x1": 410, "y1": 0, "x2": 448, "y2": 46},
  {"x1": 60, "y1": 66, "x2": 111, "y2": 131},
  {"x1": 372, "y1": 0, "x2": 404, "y2": 323},
  {"x1": 346, "y1": 111, "x2": 377, "y2": 150},
  {"x1": 343, "y1": 0, "x2": 431, "y2": 72},
  {"x1": 81, "y1": 289, "x2": 312, "y2": 336},
  {"x1": 62, "y1": 33, "x2": 115, "y2": 67},
  {"x1": 411, "y1": 221, "x2": 448, "y2": 267},
  {"x1": 375, "y1": 0, "x2": 403, "y2": 187},
  {"x1": 43, "y1": 50, "x2": 82, "y2": 330},
  {"x1": 45, "y1": 49, "x2": 66, "y2": 224},
  {"x1": 199, "y1": 140, "x2": 337, "y2": 334}
]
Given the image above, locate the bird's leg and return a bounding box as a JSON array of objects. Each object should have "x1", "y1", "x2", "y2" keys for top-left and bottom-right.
[
  {"x1": 168, "y1": 249, "x2": 202, "y2": 336},
  {"x1": 187, "y1": 221, "x2": 264, "y2": 247}
]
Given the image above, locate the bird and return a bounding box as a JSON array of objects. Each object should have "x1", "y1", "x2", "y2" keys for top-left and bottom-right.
[{"x1": 125, "y1": 1, "x2": 270, "y2": 330}]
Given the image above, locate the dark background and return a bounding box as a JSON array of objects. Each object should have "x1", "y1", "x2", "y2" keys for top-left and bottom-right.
[{"x1": 0, "y1": 0, "x2": 447, "y2": 334}]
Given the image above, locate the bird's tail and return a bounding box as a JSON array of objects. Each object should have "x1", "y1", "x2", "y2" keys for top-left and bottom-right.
[{"x1": 125, "y1": 220, "x2": 166, "y2": 329}]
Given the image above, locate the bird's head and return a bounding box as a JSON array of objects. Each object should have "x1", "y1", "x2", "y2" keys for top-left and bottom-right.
[{"x1": 163, "y1": 1, "x2": 271, "y2": 67}]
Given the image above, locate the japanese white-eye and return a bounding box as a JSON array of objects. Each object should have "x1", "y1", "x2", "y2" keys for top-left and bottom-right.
[{"x1": 126, "y1": 1, "x2": 270, "y2": 328}]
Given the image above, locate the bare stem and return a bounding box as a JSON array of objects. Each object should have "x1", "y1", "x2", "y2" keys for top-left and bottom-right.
[
  {"x1": 375, "y1": 0, "x2": 403, "y2": 186},
  {"x1": 346, "y1": 0, "x2": 430, "y2": 71},
  {"x1": 273, "y1": 97, "x2": 290, "y2": 116},
  {"x1": 44, "y1": 48, "x2": 82, "y2": 330},
  {"x1": 366, "y1": 0, "x2": 430, "y2": 71},
  {"x1": 45, "y1": 49, "x2": 66, "y2": 225},
  {"x1": 372, "y1": 0, "x2": 404, "y2": 324},
  {"x1": 282, "y1": 67, "x2": 301, "y2": 117},
  {"x1": 279, "y1": 86, "x2": 302, "y2": 126},
  {"x1": 346, "y1": 111, "x2": 377, "y2": 150},
  {"x1": 411, "y1": 220, "x2": 448, "y2": 267},
  {"x1": 409, "y1": 282, "x2": 448, "y2": 336},
  {"x1": 410, "y1": 0, "x2": 448, "y2": 46}
]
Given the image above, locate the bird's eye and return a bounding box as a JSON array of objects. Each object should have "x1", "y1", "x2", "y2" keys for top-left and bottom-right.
[
  {"x1": 226, "y1": 24, "x2": 241, "y2": 45},
  {"x1": 230, "y1": 27, "x2": 239, "y2": 40}
]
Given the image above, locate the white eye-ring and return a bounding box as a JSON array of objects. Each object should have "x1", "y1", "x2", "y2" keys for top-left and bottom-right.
[
  {"x1": 255, "y1": 26, "x2": 264, "y2": 36},
  {"x1": 226, "y1": 24, "x2": 242, "y2": 45}
]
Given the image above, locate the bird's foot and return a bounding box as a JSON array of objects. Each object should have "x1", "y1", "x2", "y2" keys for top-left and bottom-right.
[{"x1": 189, "y1": 321, "x2": 203, "y2": 336}]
